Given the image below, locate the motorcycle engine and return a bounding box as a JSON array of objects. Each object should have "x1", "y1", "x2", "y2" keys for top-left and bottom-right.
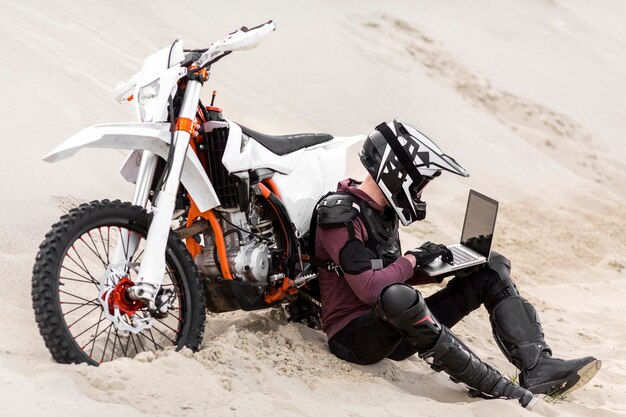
[{"x1": 194, "y1": 209, "x2": 275, "y2": 286}]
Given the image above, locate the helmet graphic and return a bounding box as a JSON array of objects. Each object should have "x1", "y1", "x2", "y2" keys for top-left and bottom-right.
[{"x1": 359, "y1": 119, "x2": 469, "y2": 225}]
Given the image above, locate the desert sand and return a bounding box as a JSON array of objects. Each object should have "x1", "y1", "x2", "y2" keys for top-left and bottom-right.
[{"x1": 0, "y1": 0, "x2": 624, "y2": 416}]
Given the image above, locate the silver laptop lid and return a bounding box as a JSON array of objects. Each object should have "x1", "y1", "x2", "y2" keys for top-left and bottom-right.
[{"x1": 460, "y1": 190, "x2": 499, "y2": 258}]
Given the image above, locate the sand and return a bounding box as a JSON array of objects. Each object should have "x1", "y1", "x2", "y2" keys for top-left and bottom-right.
[{"x1": 1, "y1": 0, "x2": 624, "y2": 416}]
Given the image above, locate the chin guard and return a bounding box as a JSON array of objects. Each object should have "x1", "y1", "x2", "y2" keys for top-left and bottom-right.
[{"x1": 414, "y1": 199, "x2": 426, "y2": 221}]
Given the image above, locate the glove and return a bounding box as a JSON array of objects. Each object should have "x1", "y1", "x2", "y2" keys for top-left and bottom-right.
[{"x1": 405, "y1": 242, "x2": 453, "y2": 268}]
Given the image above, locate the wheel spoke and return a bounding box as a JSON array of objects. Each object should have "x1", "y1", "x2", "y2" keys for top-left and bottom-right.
[
  {"x1": 60, "y1": 275, "x2": 97, "y2": 285},
  {"x1": 147, "y1": 327, "x2": 161, "y2": 349},
  {"x1": 82, "y1": 322, "x2": 112, "y2": 352},
  {"x1": 60, "y1": 300, "x2": 100, "y2": 306},
  {"x1": 65, "y1": 250, "x2": 96, "y2": 282},
  {"x1": 147, "y1": 306, "x2": 181, "y2": 323},
  {"x1": 66, "y1": 304, "x2": 101, "y2": 329},
  {"x1": 153, "y1": 317, "x2": 178, "y2": 334},
  {"x1": 62, "y1": 298, "x2": 99, "y2": 316},
  {"x1": 88, "y1": 310, "x2": 104, "y2": 356},
  {"x1": 60, "y1": 274, "x2": 100, "y2": 294},
  {"x1": 73, "y1": 316, "x2": 107, "y2": 340},
  {"x1": 138, "y1": 330, "x2": 163, "y2": 350},
  {"x1": 150, "y1": 322, "x2": 177, "y2": 344},
  {"x1": 123, "y1": 331, "x2": 132, "y2": 356},
  {"x1": 107, "y1": 227, "x2": 112, "y2": 263},
  {"x1": 87, "y1": 230, "x2": 105, "y2": 260},
  {"x1": 70, "y1": 245, "x2": 100, "y2": 285},
  {"x1": 110, "y1": 329, "x2": 120, "y2": 361},
  {"x1": 100, "y1": 324, "x2": 114, "y2": 363},
  {"x1": 60, "y1": 289, "x2": 99, "y2": 304},
  {"x1": 118, "y1": 227, "x2": 129, "y2": 259},
  {"x1": 132, "y1": 248, "x2": 145, "y2": 264},
  {"x1": 129, "y1": 333, "x2": 140, "y2": 355},
  {"x1": 81, "y1": 235, "x2": 107, "y2": 268},
  {"x1": 135, "y1": 331, "x2": 146, "y2": 352},
  {"x1": 61, "y1": 265, "x2": 97, "y2": 284},
  {"x1": 98, "y1": 227, "x2": 110, "y2": 265}
]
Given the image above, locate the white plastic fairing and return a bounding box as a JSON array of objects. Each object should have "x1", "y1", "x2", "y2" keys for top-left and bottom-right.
[
  {"x1": 115, "y1": 72, "x2": 140, "y2": 104},
  {"x1": 138, "y1": 41, "x2": 185, "y2": 81},
  {"x1": 43, "y1": 123, "x2": 219, "y2": 212},
  {"x1": 120, "y1": 149, "x2": 143, "y2": 183},
  {"x1": 218, "y1": 116, "x2": 363, "y2": 234},
  {"x1": 132, "y1": 41, "x2": 186, "y2": 122},
  {"x1": 315, "y1": 134, "x2": 365, "y2": 192},
  {"x1": 271, "y1": 153, "x2": 324, "y2": 236},
  {"x1": 218, "y1": 118, "x2": 363, "y2": 233},
  {"x1": 271, "y1": 135, "x2": 364, "y2": 235},
  {"x1": 135, "y1": 65, "x2": 186, "y2": 122},
  {"x1": 221, "y1": 120, "x2": 304, "y2": 174},
  {"x1": 214, "y1": 21, "x2": 276, "y2": 52}
]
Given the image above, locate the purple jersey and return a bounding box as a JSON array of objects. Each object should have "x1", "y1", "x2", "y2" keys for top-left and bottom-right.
[{"x1": 315, "y1": 179, "x2": 437, "y2": 340}]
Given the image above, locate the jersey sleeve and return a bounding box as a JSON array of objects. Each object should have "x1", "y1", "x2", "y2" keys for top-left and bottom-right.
[{"x1": 316, "y1": 219, "x2": 414, "y2": 306}]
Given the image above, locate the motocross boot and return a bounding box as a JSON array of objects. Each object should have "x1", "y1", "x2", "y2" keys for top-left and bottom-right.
[
  {"x1": 376, "y1": 284, "x2": 536, "y2": 408},
  {"x1": 490, "y1": 296, "x2": 601, "y2": 396}
]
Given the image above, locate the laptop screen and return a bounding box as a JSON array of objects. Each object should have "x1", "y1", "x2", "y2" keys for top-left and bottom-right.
[{"x1": 460, "y1": 190, "x2": 499, "y2": 257}]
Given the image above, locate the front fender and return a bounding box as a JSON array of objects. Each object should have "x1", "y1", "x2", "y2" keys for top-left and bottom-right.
[{"x1": 43, "y1": 122, "x2": 219, "y2": 212}]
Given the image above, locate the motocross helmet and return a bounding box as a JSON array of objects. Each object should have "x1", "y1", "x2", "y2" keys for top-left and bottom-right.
[{"x1": 359, "y1": 119, "x2": 469, "y2": 226}]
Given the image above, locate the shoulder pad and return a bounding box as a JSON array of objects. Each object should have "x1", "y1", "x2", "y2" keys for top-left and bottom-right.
[{"x1": 317, "y1": 193, "x2": 360, "y2": 227}]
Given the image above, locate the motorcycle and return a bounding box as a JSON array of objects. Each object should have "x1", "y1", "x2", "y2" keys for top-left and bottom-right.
[{"x1": 32, "y1": 21, "x2": 364, "y2": 365}]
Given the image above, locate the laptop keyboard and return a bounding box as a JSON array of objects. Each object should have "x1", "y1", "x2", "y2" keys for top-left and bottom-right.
[{"x1": 449, "y1": 246, "x2": 480, "y2": 266}]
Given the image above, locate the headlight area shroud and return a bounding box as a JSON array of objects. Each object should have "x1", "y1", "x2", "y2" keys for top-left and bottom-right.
[{"x1": 138, "y1": 79, "x2": 161, "y2": 122}]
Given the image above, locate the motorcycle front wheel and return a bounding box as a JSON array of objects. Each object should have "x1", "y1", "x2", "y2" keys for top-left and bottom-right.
[{"x1": 32, "y1": 200, "x2": 206, "y2": 365}]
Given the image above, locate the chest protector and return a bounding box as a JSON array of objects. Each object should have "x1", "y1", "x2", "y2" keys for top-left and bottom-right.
[
  {"x1": 359, "y1": 202, "x2": 402, "y2": 268},
  {"x1": 314, "y1": 192, "x2": 401, "y2": 273}
]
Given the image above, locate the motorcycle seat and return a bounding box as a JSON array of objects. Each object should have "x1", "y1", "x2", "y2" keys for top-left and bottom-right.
[{"x1": 240, "y1": 124, "x2": 333, "y2": 155}]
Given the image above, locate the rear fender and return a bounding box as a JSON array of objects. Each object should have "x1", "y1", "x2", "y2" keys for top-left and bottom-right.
[
  {"x1": 43, "y1": 123, "x2": 219, "y2": 212},
  {"x1": 271, "y1": 134, "x2": 365, "y2": 235}
]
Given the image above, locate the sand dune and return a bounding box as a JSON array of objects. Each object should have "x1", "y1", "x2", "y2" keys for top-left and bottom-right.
[{"x1": 1, "y1": 1, "x2": 625, "y2": 416}]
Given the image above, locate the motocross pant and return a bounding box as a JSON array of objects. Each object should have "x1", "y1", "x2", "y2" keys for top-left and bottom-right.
[{"x1": 328, "y1": 252, "x2": 546, "y2": 364}]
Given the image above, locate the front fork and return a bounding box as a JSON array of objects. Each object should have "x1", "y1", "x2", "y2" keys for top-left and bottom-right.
[
  {"x1": 121, "y1": 79, "x2": 204, "y2": 306},
  {"x1": 110, "y1": 148, "x2": 158, "y2": 267}
]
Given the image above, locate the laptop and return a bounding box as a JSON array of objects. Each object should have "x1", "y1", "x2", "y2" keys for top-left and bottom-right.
[{"x1": 421, "y1": 190, "x2": 499, "y2": 277}]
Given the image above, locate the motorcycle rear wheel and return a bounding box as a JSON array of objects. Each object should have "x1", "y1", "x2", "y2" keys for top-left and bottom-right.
[{"x1": 32, "y1": 200, "x2": 206, "y2": 365}]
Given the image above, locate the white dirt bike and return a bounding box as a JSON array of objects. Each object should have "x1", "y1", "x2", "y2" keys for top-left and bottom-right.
[{"x1": 32, "y1": 21, "x2": 364, "y2": 365}]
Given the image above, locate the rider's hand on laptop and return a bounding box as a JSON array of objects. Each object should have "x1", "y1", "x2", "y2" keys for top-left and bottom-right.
[{"x1": 405, "y1": 242, "x2": 454, "y2": 269}]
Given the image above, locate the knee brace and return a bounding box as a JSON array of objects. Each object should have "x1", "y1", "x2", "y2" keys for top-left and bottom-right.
[
  {"x1": 374, "y1": 285, "x2": 534, "y2": 407},
  {"x1": 440, "y1": 252, "x2": 519, "y2": 318},
  {"x1": 375, "y1": 284, "x2": 442, "y2": 351},
  {"x1": 482, "y1": 251, "x2": 519, "y2": 311}
]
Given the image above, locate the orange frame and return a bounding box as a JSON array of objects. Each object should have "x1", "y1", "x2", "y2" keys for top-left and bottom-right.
[{"x1": 185, "y1": 122, "x2": 296, "y2": 302}]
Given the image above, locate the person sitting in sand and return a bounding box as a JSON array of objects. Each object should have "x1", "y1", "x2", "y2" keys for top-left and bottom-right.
[{"x1": 312, "y1": 119, "x2": 601, "y2": 407}]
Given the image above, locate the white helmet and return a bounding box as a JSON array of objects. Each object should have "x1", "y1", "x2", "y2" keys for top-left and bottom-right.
[{"x1": 359, "y1": 119, "x2": 469, "y2": 225}]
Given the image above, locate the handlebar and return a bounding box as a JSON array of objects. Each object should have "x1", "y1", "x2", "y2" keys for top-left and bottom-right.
[
  {"x1": 196, "y1": 20, "x2": 277, "y2": 68},
  {"x1": 114, "y1": 21, "x2": 277, "y2": 103}
]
